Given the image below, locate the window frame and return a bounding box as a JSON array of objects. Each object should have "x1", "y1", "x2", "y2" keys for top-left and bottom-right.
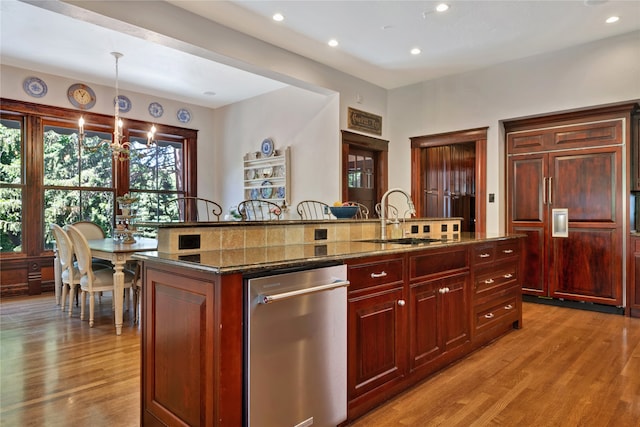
[{"x1": 0, "y1": 98, "x2": 198, "y2": 259}]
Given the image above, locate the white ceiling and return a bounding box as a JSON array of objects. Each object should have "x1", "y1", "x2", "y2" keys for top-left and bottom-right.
[{"x1": 2, "y1": 0, "x2": 639, "y2": 109}]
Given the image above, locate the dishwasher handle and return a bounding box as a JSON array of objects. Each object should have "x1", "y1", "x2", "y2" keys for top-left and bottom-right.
[{"x1": 258, "y1": 279, "x2": 350, "y2": 304}]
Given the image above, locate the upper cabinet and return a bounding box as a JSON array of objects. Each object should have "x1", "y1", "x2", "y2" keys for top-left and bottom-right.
[{"x1": 243, "y1": 146, "x2": 291, "y2": 207}]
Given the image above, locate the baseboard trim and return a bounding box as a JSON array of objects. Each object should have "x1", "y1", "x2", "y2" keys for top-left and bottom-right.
[{"x1": 523, "y1": 295, "x2": 625, "y2": 315}]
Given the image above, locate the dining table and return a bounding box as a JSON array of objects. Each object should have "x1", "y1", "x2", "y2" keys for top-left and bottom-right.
[{"x1": 87, "y1": 237, "x2": 158, "y2": 335}]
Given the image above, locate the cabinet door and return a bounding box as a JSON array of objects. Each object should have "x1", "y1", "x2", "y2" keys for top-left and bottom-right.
[
  {"x1": 347, "y1": 288, "x2": 407, "y2": 401},
  {"x1": 507, "y1": 153, "x2": 549, "y2": 295},
  {"x1": 549, "y1": 147, "x2": 622, "y2": 305},
  {"x1": 409, "y1": 272, "x2": 470, "y2": 372}
]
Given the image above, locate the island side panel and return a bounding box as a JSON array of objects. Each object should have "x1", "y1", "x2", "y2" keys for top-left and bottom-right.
[{"x1": 141, "y1": 262, "x2": 243, "y2": 426}]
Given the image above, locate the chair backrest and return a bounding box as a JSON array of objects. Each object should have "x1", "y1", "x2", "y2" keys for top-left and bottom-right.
[
  {"x1": 165, "y1": 197, "x2": 223, "y2": 221},
  {"x1": 296, "y1": 200, "x2": 330, "y2": 220},
  {"x1": 65, "y1": 225, "x2": 94, "y2": 281},
  {"x1": 374, "y1": 203, "x2": 399, "y2": 220},
  {"x1": 237, "y1": 200, "x2": 283, "y2": 221},
  {"x1": 346, "y1": 202, "x2": 370, "y2": 219},
  {"x1": 71, "y1": 221, "x2": 105, "y2": 240},
  {"x1": 51, "y1": 224, "x2": 74, "y2": 271}
]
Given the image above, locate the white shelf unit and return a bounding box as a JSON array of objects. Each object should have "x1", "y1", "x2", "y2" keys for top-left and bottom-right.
[{"x1": 243, "y1": 146, "x2": 290, "y2": 206}]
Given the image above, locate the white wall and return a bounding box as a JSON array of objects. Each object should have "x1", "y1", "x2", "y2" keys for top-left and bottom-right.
[
  {"x1": 388, "y1": 31, "x2": 640, "y2": 234},
  {"x1": 212, "y1": 86, "x2": 340, "y2": 217}
]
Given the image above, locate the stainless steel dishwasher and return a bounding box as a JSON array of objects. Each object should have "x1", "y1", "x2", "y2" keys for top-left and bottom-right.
[{"x1": 245, "y1": 263, "x2": 348, "y2": 427}]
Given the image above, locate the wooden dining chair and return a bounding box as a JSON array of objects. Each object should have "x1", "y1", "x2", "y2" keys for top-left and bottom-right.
[
  {"x1": 66, "y1": 225, "x2": 134, "y2": 328},
  {"x1": 296, "y1": 200, "x2": 330, "y2": 219},
  {"x1": 51, "y1": 224, "x2": 82, "y2": 316},
  {"x1": 237, "y1": 199, "x2": 283, "y2": 221}
]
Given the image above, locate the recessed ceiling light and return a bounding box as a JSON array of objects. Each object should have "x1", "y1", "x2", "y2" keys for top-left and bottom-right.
[
  {"x1": 411, "y1": 48, "x2": 421, "y2": 55},
  {"x1": 328, "y1": 39, "x2": 339, "y2": 47},
  {"x1": 273, "y1": 13, "x2": 284, "y2": 22},
  {"x1": 606, "y1": 16, "x2": 620, "y2": 24},
  {"x1": 436, "y1": 3, "x2": 449, "y2": 13}
]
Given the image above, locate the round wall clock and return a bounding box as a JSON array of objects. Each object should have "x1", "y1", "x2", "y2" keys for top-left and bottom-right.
[{"x1": 67, "y1": 83, "x2": 96, "y2": 110}]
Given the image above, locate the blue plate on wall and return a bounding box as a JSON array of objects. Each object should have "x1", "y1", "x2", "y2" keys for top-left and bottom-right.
[
  {"x1": 23, "y1": 76, "x2": 47, "y2": 98},
  {"x1": 114, "y1": 95, "x2": 131, "y2": 113}
]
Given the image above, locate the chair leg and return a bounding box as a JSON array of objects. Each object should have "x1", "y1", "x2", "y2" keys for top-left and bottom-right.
[
  {"x1": 68, "y1": 284, "x2": 75, "y2": 317},
  {"x1": 89, "y1": 292, "x2": 95, "y2": 328},
  {"x1": 61, "y1": 283, "x2": 68, "y2": 313},
  {"x1": 80, "y1": 290, "x2": 86, "y2": 321}
]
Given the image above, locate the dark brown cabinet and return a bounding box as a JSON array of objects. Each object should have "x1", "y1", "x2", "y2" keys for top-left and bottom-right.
[
  {"x1": 408, "y1": 247, "x2": 470, "y2": 374},
  {"x1": 346, "y1": 255, "x2": 406, "y2": 420},
  {"x1": 506, "y1": 105, "x2": 634, "y2": 306}
]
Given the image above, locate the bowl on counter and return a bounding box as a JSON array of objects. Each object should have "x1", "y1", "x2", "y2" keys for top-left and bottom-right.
[{"x1": 329, "y1": 206, "x2": 358, "y2": 219}]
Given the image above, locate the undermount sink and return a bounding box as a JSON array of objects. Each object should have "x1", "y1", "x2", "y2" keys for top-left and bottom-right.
[{"x1": 358, "y1": 237, "x2": 444, "y2": 245}]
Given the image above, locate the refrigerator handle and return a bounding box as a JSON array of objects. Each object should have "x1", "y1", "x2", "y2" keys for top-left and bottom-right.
[
  {"x1": 548, "y1": 177, "x2": 553, "y2": 205},
  {"x1": 542, "y1": 177, "x2": 547, "y2": 205}
]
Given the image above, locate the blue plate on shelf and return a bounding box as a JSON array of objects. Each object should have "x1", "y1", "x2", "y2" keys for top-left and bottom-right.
[
  {"x1": 260, "y1": 180, "x2": 273, "y2": 199},
  {"x1": 250, "y1": 188, "x2": 260, "y2": 200},
  {"x1": 276, "y1": 187, "x2": 285, "y2": 199},
  {"x1": 261, "y1": 138, "x2": 274, "y2": 157}
]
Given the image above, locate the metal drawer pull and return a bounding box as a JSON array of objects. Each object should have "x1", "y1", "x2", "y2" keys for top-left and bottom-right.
[
  {"x1": 479, "y1": 253, "x2": 491, "y2": 258},
  {"x1": 439, "y1": 288, "x2": 446, "y2": 294},
  {"x1": 370, "y1": 271, "x2": 388, "y2": 279},
  {"x1": 503, "y1": 274, "x2": 513, "y2": 279},
  {"x1": 397, "y1": 299, "x2": 406, "y2": 306},
  {"x1": 445, "y1": 287, "x2": 450, "y2": 293},
  {"x1": 502, "y1": 249, "x2": 514, "y2": 254},
  {"x1": 484, "y1": 313, "x2": 495, "y2": 319},
  {"x1": 504, "y1": 304, "x2": 513, "y2": 310},
  {"x1": 484, "y1": 278, "x2": 495, "y2": 284}
]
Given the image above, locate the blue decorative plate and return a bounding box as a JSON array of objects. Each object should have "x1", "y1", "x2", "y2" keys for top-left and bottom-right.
[
  {"x1": 261, "y1": 138, "x2": 274, "y2": 157},
  {"x1": 250, "y1": 188, "x2": 260, "y2": 200},
  {"x1": 276, "y1": 187, "x2": 285, "y2": 199},
  {"x1": 260, "y1": 180, "x2": 273, "y2": 199},
  {"x1": 177, "y1": 108, "x2": 191, "y2": 123},
  {"x1": 148, "y1": 102, "x2": 164, "y2": 118},
  {"x1": 114, "y1": 95, "x2": 131, "y2": 113},
  {"x1": 23, "y1": 76, "x2": 47, "y2": 98}
]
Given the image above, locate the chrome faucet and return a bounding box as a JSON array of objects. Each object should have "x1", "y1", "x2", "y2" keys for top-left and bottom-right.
[{"x1": 380, "y1": 188, "x2": 416, "y2": 240}]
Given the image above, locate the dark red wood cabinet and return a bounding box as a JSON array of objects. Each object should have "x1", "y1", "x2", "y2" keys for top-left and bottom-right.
[{"x1": 506, "y1": 104, "x2": 638, "y2": 306}]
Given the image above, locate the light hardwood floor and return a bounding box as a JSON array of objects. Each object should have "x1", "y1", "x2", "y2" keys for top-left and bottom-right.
[{"x1": 1, "y1": 294, "x2": 639, "y2": 426}]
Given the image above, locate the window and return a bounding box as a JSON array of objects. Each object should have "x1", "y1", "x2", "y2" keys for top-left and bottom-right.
[
  {"x1": 0, "y1": 99, "x2": 197, "y2": 257},
  {"x1": 0, "y1": 116, "x2": 23, "y2": 253}
]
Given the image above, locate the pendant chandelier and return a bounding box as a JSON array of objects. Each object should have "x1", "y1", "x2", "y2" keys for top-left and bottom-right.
[{"x1": 78, "y1": 52, "x2": 156, "y2": 160}]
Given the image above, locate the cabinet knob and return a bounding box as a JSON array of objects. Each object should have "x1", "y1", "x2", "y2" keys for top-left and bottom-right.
[
  {"x1": 503, "y1": 274, "x2": 513, "y2": 279},
  {"x1": 484, "y1": 278, "x2": 495, "y2": 284},
  {"x1": 397, "y1": 299, "x2": 406, "y2": 306},
  {"x1": 370, "y1": 271, "x2": 388, "y2": 279},
  {"x1": 504, "y1": 304, "x2": 513, "y2": 310},
  {"x1": 484, "y1": 313, "x2": 495, "y2": 319},
  {"x1": 439, "y1": 288, "x2": 446, "y2": 294}
]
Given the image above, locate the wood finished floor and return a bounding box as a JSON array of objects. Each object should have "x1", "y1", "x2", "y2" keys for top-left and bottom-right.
[{"x1": 1, "y1": 295, "x2": 639, "y2": 427}]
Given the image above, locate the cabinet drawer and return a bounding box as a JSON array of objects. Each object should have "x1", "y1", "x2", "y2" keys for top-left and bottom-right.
[
  {"x1": 474, "y1": 262, "x2": 518, "y2": 296},
  {"x1": 473, "y1": 243, "x2": 495, "y2": 265},
  {"x1": 496, "y1": 240, "x2": 520, "y2": 261},
  {"x1": 409, "y1": 248, "x2": 468, "y2": 280},
  {"x1": 474, "y1": 292, "x2": 519, "y2": 331},
  {"x1": 348, "y1": 257, "x2": 404, "y2": 293}
]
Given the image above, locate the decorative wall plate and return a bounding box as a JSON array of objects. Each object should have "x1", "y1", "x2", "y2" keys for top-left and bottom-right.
[
  {"x1": 260, "y1": 180, "x2": 273, "y2": 199},
  {"x1": 148, "y1": 102, "x2": 164, "y2": 118},
  {"x1": 23, "y1": 76, "x2": 47, "y2": 98},
  {"x1": 114, "y1": 95, "x2": 131, "y2": 113},
  {"x1": 261, "y1": 138, "x2": 274, "y2": 157},
  {"x1": 276, "y1": 187, "x2": 285, "y2": 199},
  {"x1": 177, "y1": 108, "x2": 191, "y2": 123},
  {"x1": 250, "y1": 188, "x2": 260, "y2": 200},
  {"x1": 67, "y1": 83, "x2": 96, "y2": 110}
]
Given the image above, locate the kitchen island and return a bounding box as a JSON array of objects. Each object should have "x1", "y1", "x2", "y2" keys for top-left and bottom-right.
[{"x1": 134, "y1": 220, "x2": 524, "y2": 426}]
